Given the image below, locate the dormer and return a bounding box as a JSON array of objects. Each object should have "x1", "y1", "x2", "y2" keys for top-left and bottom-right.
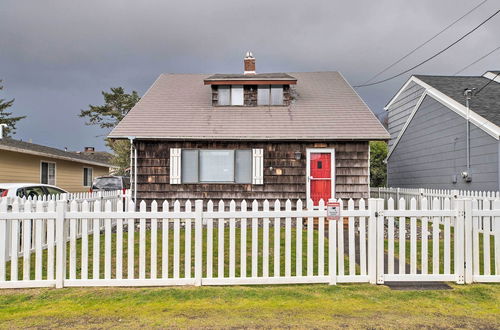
[{"x1": 204, "y1": 52, "x2": 297, "y2": 107}]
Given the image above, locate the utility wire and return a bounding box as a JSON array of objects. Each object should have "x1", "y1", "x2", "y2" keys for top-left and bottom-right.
[
  {"x1": 354, "y1": 9, "x2": 500, "y2": 88},
  {"x1": 361, "y1": 0, "x2": 489, "y2": 85},
  {"x1": 475, "y1": 71, "x2": 500, "y2": 94},
  {"x1": 453, "y1": 45, "x2": 500, "y2": 75}
]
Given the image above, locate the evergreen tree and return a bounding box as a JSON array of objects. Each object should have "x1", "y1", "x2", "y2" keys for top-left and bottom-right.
[
  {"x1": 80, "y1": 87, "x2": 140, "y2": 174},
  {"x1": 0, "y1": 80, "x2": 26, "y2": 137}
]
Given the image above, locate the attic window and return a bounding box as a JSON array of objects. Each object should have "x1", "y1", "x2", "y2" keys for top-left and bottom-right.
[
  {"x1": 218, "y1": 85, "x2": 244, "y2": 106},
  {"x1": 257, "y1": 85, "x2": 283, "y2": 105}
]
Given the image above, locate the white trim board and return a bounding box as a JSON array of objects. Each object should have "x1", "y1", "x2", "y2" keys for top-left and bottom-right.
[{"x1": 386, "y1": 76, "x2": 500, "y2": 160}]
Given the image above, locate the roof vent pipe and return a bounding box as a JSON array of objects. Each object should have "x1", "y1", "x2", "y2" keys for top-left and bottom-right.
[{"x1": 0, "y1": 124, "x2": 7, "y2": 139}]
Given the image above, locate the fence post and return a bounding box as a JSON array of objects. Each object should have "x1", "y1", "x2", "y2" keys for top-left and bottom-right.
[
  {"x1": 454, "y1": 199, "x2": 466, "y2": 284},
  {"x1": 451, "y1": 190, "x2": 459, "y2": 210},
  {"x1": 368, "y1": 198, "x2": 380, "y2": 284},
  {"x1": 376, "y1": 199, "x2": 385, "y2": 284},
  {"x1": 55, "y1": 200, "x2": 67, "y2": 288},
  {"x1": 0, "y1": 200, "x2": 6, "y2": 281},
  {"x1": 194, "y1": 200, "x2": 203, "y2": 286},
  {"x1": 463, "y1": 198, "x2": 473, "y2": 284}
]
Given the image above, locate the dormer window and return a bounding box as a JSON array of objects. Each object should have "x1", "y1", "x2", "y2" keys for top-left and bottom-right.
[
  {"x1": 258, "y1": 85, "x2": 283, "y2": 106},
  {"x1": 205, "y1": 52, "x2": 296, "y2": 107},
  {"x1": 218, "y1": 85, "x2": 244, "y2": 106}
]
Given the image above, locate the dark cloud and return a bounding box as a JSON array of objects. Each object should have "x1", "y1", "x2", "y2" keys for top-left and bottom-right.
[{"x1": 1, "y1": 0, "x2": 498, "y2": 150}]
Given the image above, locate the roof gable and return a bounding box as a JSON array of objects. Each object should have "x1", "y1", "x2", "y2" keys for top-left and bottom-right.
[{"x1": 109, "y1": 71, "x2": 389, "y2": 140}]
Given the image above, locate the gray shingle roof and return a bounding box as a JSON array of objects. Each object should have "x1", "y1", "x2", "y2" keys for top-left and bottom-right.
[
  {"x1": 109, "y1": 72, "x2": 389, "y2": 140},
  {"x1": 415, "y1": 75, "x2": 500, "y2": 126},
  {"x1": 0, "y1": 138, "x2": 113, "y2": 167}
]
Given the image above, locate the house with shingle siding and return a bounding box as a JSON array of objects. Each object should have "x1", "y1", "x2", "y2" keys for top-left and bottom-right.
[
  {"x1": 385, "y1": 71, "x2": 500, "y2": 191},
  {"x1": 109, "y1": 53, "x2": 389, "y2": 205}
]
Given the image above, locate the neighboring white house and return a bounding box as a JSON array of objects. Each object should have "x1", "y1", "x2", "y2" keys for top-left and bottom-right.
[{"x1": 385, "y1": 71, "x2": 500, "y2": 191}]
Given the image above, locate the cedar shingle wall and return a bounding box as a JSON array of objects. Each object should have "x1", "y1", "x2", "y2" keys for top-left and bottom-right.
[{"x1": 135, "y1": 141, "x2": 369, "y2": 205}]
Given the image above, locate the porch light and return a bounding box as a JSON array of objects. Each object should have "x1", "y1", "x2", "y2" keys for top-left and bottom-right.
[{"x1": 294, "y1": 151, "x2": 302, "y2": 160}]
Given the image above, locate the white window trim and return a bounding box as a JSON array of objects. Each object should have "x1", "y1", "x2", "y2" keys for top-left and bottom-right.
[
  {"x1": 179, "y1": 149, "x2": 255, "y2": 184},
  {"x1": 306, "y1": 148, "x2": 335, "y2": 205},
  {"x1": 40, "y1": 160, "x2": 57, "y2": 185},
  {"x1": 83, "y1": 167, "x2": 93, "y2": 187}
]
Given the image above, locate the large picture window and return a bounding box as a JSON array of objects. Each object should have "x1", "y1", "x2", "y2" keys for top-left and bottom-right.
[
  {"x1": 41, "y1": 161, "x2": 56, "y2": 185},
  {"x1": 181, "y1": 149, "x2": 252, "y2": 183}
]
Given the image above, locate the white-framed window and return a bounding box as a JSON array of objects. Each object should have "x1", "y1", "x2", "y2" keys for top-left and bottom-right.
[
  {"x1": 257, "y1": 85, "x2": 283, "y2": 105},
  {"x1": 181, "y1": 149, "x2": 252, "y2": 183},
  {"x1": 218, "y1": 85, "x2": 244, "y2": 106},
  {"x1": 40, "y1": 161, "x2": 56, "y2": 185},
  {"x1": 83, "y1": 167, "x2": 93, "y2": 187}
]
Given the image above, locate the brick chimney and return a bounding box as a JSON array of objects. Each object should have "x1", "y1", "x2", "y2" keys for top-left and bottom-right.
[
  {"x1": 84, "y1": 147, "x2": 95, "y2": 153},
  {"x1": 244, "y1": 51, "x2": 256, "y2": 75}
]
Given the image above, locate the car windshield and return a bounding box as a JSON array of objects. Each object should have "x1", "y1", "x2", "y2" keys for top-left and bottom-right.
[{"x1": 92, "y1": 177, "x2": 121, "y2": 189}]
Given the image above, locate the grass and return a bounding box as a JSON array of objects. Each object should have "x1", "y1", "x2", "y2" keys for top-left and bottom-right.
[{"x1": 0, "y1": 283, "x2": 499, "y2": 328}]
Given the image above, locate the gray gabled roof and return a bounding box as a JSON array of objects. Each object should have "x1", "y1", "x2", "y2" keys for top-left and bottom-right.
[
  {"x1": 0, "y1": 138, "x2": 114, "y2": 167},
  {"x1": 109, "y1": 71, "x2": 389, "y2": 140},
  {"x1": 414, "y1": 75, "x2": 500, "y2": 126}
]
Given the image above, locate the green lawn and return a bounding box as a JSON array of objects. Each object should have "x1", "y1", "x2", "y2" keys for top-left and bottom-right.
[
  {"x1": 0, "y1": 284, "x2": 499, "y2": 328},
  {"x1": 7, "y1": 226, "x2": 352, "y2": 281}
]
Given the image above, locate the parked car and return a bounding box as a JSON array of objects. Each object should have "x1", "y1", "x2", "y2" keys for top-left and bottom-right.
[
  {"x1": 91, "y1": 176, "x2": 130, "y2": 193},
  {"x1": 0, "y1": 183, "x2": 68, "y2": 199}
]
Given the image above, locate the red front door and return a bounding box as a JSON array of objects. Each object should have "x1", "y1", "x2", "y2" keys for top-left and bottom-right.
[{"x1": 310, "y1": 153, "x2": 332, "y2": 205}]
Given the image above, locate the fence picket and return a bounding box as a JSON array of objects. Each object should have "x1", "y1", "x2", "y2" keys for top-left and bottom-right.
[
  {"x1": 162, "y1": 201, "x2": 169, "y2": 279},
  {"x1": 398, "y1": 198, "x2": 406, "y2": 275},
  {"x1": 285, "y1": 200, "x2": 292, "y2": 278},
  {"x1": 0, "y1": 200, "x2": 6, "y2": 281},
  {"x1": 229, "y1": 200, "x2": 236, "y2": 278},
  {"x1": 174, "y1": 200, "x2": 181, "y2": 279},
  {"x1": 116, "y1": 200, "x2": 123, "y2": 280},
  {"x1": 127, "y1": 200, "x2": 135, "y2": 279},
  {"x1": 296, "y1": 200, "x2": 303, "y2": 277},
  {"x1": 387, "y1": 198, "x2": 394, "y2": 274},
  {"x1": 23, "y1": 200, "x2": 32, "y2": 280},
  {"x1": 472, "y1": 199, "x2": 479, "y2": 277},
  {"x1": 410, "y1": 198, "x2": 417, "y2": 274},
  {"x1": 93, "y1": 200, "x2": 101, "y2": 280},
  {"x1": 337, "y1": 199, "x2": 344, "y2": 277},
  {"x1": 421, "y1": 198, "x2": 428, "y2": 274},
  {"x1": 10, "y1": 201, "x2": 19, "y2": 281},
  {"x1": 35, "y1": 201, "x2": 44, "y2": 281},
  {"x1": 185, "y1": 200, "x2": 192, "y2": 279},
  {"x1": 494, "y1": 199, "x2": 500, "y2": 276},
  {"x1": 432, "y1": 198, "x2": 440, "y2": 274},
  {"x1": 318, "y1": 199, "x2": 325, "y2": 276},
  {"x1": 307, "y1": 199, "x2": 314, "y2": 276},
  {"x1": 263, "y1": 200, "x2": 270, "y2": 277},
  {"x1": 105, "y1": 200, "x2": 112, "y2": 280},
  {"x1": 274, "y1": 200, "x2": 280, "y2": 277},
  {"x1": 69, "y1": 200, "x2": 78, "y2": 280},
  {"x1": 150, "y1": 200, "x2": 158, "y2": 280},
  {"x1": 359, "y1": 199, "x2": 367, "y2": 275},
  {"x1": 251, "y1": 200, "x2": 258, "y2": 278},
  {"x1": 46, "y1": 200, "x2": 55, "y2": 281},
  {"x1": 347, "y1": 199, "x2": 354, "y2": 276},
  {"x1": 240, "y1": 200, "x2": 247, "y2": 278},
  {"x1": 206, "y1": 200, "x2": 213, "y2": 278},
  {"x1": 483, "y1": 200, "x2": 491, "y2": 275},
  {"x1": 218, "y1": 200, "x2": 225, "y2": 278}
]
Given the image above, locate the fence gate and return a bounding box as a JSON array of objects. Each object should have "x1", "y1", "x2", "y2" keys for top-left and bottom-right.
[{"x1": 375, "y1": 197, "x2": 465, "y2": 284}]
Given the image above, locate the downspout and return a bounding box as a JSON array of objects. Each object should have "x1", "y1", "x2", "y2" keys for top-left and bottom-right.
[
  {"x1": 128, "y1": 137, "x2": 136, "y2": 203},
  {"x1": 464, "y1": 89, "x2": 472, "y2": 170}
]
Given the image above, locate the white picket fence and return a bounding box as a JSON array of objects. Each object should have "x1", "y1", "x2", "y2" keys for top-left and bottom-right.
[
  {"x1": 0, "y1": 196, "x2": 498, "y2": 288},
  {"x1": 371, "y1": 187, "x2": 499, "y2": 209},
  {"x1": 0, "y1": 190, "x2": 129, "y2": 265}
]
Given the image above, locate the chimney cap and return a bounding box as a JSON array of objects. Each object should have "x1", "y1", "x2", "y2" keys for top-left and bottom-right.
[{"x1": 245, "y1": 51, "x2": 254, "y2": 59}]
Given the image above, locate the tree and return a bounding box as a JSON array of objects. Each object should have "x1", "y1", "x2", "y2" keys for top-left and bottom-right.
[
  {"x1": 80, "y1": 87, "x2": 140, "y2": 129},
  {"x1": 80, "y1": 87, "x2": 140, "y2": 174},
  {"x1": 370, "y1": 141, "x2": 387, "y2": 187},
  {"x1": 0, "y1": 80, "x2": 26, "y2": 137}
]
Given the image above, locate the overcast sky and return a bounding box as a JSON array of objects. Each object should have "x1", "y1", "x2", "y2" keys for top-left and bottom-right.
[{"x1": 1, "y1": 0, "x2": 498, "y2": 151}]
